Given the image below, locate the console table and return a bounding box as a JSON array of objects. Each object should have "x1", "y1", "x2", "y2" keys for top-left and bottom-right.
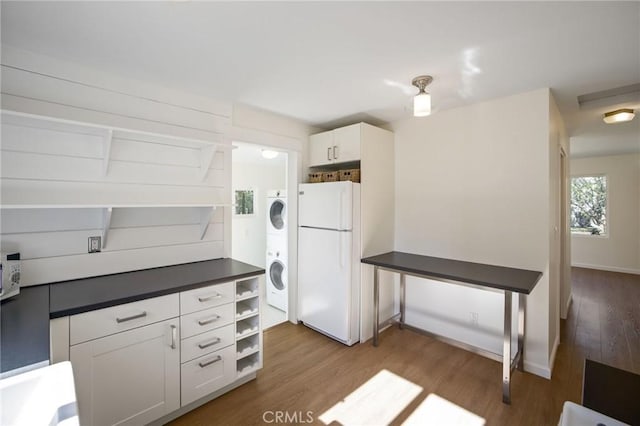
[{"x1": 361, "y1": 251, "x2": 542, "y2": 404}]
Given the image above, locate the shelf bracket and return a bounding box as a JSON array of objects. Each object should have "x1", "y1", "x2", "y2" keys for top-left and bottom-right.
[
  {"x1": 103, "y1": 130, "x2": 113, "y2": 176},
  {"x1": 199, "y1": 206, "x2": 216, "y2": 240},
  {"x1": 199, "y1": 145, "x2": 217, "y2": 182},
  {"x1": 101, "y1": 207, "x2": 113, "y2": 248}
]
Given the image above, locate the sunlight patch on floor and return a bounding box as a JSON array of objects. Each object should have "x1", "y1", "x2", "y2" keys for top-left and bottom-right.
[
  {"x1": 319, "y1": 369, "x2": 422, "y2": 425},
  {"x1": 402, "y1": 394, "x2": 486, "y2": 426}
]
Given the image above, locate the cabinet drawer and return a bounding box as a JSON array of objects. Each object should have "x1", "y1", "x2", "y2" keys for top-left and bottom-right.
[
  {"x1": 180, "y1": 303, "x2": 234, "y2": 339},
  {"x1": 181, "y1": 345, "x2": 235, "y2": 406},
  {"x1": 70, "y1": 294, "x2": 179, "y2": 345},
  {"x1": 181, "y1": 323, "x2": 234, "y2": 363},
  {"x1": 180, "y1": 282, "x2": 234, "y2": 315}
]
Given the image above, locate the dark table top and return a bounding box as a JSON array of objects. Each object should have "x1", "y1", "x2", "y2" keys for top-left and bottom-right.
[
  {"x1": 361, "y1": 251, "x2": 542, "y2": 294},
  {"x1": 1, "y1": 285, "x2": 50, "y2": 373},
  {"x1": 50, "y1": 258, "x2": 264, "y2": 318},
  {"x1": 583, "y1": 358, "x2": 640, "y2": 425}
]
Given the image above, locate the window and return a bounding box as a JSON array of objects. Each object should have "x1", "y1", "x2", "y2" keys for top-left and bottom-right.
[
  {"x1": 234, "y1": 189, "x2": 254, "y2": 216},
  {"x1": 570, "y1": 175, "x2": 607, "y2": 235}
]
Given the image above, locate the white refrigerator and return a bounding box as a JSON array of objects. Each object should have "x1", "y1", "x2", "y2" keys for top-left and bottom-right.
[{"x1": 298, "y1": 181, "x2": 361, "y2": 346}]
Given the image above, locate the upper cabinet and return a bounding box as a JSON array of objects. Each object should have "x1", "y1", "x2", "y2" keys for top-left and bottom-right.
[{"x1": 309, "y1": 123, "x2": 361, "y2": 167}]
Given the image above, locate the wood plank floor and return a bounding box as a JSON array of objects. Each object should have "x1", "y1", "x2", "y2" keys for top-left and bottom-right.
[{"x1": 170, "y1": 268, "x2": 640, "y2": 425}]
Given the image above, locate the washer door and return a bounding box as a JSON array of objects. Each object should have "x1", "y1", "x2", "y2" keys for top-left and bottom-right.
[
  {"x1": 269, "y1": 199, "x2": 286, "y2": 230},
  {"x1": 269, "y1": 260, "x2": 286, "y2": 291}
]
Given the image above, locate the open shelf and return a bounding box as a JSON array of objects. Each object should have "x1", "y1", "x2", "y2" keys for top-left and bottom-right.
[
  {"x1": 236, "y1": 316, "x2": 260, "y2": 339},
  {"x1": 236, "y1": 297, "x2": 259, "y2": 320},
  {"x1": 236, "y1": 277, "x2": 259, "y2": 301},
  {"x1": 0, "y1": 204, "x2": 231, "y2": 248},
  {"x1": 236, "y1": 334, "x2": 260, "y2": 360},
  {"x1": 236, "y1": 352, "x2": 260, "y2": 377}
]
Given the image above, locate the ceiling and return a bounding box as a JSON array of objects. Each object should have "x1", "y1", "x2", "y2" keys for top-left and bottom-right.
[
  {"x1": 232, "y1": 143, "x2": 287, "y2": 167},
  {"x1": 1, "y1": 1, "x2": 639, "y2": 157}
]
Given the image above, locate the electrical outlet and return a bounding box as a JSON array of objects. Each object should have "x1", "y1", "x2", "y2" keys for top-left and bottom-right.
[
  {"x1": 470, "y1": 312, "x2": 479, "y2": 326},
  {"x1": 88, "y1": 236, "x2": 101, "y2": 253}
]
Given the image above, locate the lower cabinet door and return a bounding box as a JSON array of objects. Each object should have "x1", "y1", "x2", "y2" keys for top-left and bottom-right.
[
  {"x1": 181, "y1": 345, "x2": 235, "y2": 406},
  {"x1": 70, "y1": 318, "x2": 180, "y2": 426}
]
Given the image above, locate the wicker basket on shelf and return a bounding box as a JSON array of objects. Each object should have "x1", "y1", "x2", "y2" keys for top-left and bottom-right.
[
  {"x1": 339, "y1": 169, "x2": 361, "y2": 183},
  {"x1": 308, "y1": 172, "x2": 323, "y2": 183},
  {"x1": 323, "y1": 171, "x2": 339, "y2": 182}
]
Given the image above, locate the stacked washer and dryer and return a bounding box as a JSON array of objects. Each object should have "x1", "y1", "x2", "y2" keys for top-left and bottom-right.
[{"x1": 266, "y1": 190, "x2": 287, "y2": 312}]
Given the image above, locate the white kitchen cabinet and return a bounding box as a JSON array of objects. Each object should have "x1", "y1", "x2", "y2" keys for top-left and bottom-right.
[
  {"x1": 333, "y1": 124, "x2": 361, "y2": 163},
  {"x1": 51, "y1": 273, "x2": 265, "y2": 425},
  {"x1": 309, "y1": 131, "x2": 335, "y2": 166},
  {"x1": 309, "y1": 123, "x2": 361, "y2": 166},
  {"x1": 70, "y1": 318, "x2": 180, "y2": 426}
]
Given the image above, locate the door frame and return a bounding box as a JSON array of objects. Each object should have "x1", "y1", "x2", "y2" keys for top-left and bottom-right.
[{"x1": 226, "y1": 126, "x2": 302, "y2": 325}]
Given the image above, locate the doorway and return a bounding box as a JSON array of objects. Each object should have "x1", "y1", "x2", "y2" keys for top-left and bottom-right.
[{"x1": 232, "y1": 142, "x2": 289, "y2": 329}]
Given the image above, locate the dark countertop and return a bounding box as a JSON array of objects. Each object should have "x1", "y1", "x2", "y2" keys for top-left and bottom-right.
[
  {"x1": 361, "y1": 251, "x2": 542, "y2": 294},
  {"x1": 1, "y1": 258, "x2": 263, "y2": 374},
  {"x1": 50, "y1": 258, "x2": 264, "y2": 318},
  {"x1": 583, "y1": 358, "x2": 640, "y2": 425},
  {"x1": 1, "y1": 285, "x2": 50, "y2": 373}
]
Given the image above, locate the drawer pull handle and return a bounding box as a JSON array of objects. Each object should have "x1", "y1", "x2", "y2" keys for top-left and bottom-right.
[
  {"x1": 198, "y1": 293, "x2": 222, "y2": 302},
  {"x1": 198, "y1": 355, "x2": 222, "y2": 368},
  {"x1": 198, "y1": 315, "x2": 221, "y2": 326},
  {"x1": 116, "y1": 311, "x2": 147, "y2": 323},
  {"x1": 170, "y1": 325, "x2": 177, "y2": 349},
  {"x1": 198, "y1": 337, "x2": 221, "y2": 349}
]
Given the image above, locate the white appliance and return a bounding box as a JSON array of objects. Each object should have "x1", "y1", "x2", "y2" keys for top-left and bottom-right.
[
  {"x1": 298, "y1": 181, "x2": 361, "y2": 346},
  {"x1": 0, "y1": 252, "x2": 21, "y2": 302},
  {"x1": 266, "y1": 190, "x2": 287, "y2": 235},
  {"x1": 266, "y1": 236, "x2": 288, "y2": 312}
]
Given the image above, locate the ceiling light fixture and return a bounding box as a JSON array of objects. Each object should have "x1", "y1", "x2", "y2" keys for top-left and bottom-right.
[
  {"x1": 603, "y1": 108, "x2": 635, "y2": 124},
  {"x1": 261, "y1": 149, "x2": 279, "y2": 159},
  {"x1": 412, "y1": 75, "x2": 433, "y2": 117}
]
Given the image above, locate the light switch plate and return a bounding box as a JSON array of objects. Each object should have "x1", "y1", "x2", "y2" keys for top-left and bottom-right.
[{"x1": 88, "y1": 236, "x2": 101, "y2": 253}]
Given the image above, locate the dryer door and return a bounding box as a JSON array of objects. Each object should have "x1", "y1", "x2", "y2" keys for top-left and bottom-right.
[
  {"x1": 269, "y1": 260, "x2": 286, "y2": 290},
  {"x1": 269, "y1": 199, "x2": 286, "y2": 231}
]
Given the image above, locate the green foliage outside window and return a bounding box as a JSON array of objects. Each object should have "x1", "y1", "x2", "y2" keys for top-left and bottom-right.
[
  {"x1": 235, "y1": 190, "x2": 254, "y2": 215},
  {"x1": 570, "y1": 176, "x2": 606, "y2": 235}
]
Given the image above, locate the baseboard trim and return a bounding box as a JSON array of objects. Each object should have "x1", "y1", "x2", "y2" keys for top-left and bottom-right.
[
  {"x1": 524, "y1": 360, "x2": 551, "y2": 379},
  {"x1": 572, "y1": 263, "x2": 640, "y2": 275}
]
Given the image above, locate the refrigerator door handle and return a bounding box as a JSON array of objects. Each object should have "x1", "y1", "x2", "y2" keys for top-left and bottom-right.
[{"x1": 339, "y1": 232, "x2": 346, "y2": 268}]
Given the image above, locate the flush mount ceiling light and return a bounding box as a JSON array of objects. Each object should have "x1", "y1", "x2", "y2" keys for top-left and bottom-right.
[
  {"x1": 412, "y1": 75, "x2": 433, "y2": 117},
  {"x1": 603, "y1": 108, "x2": 635, "y2": 124},
  {"x1": 261, "y1": 149, "x2": 279, "y2": 159}
]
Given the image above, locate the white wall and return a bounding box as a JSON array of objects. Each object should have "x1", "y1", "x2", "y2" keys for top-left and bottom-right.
[
  {"x1": 0, "y1": 45, "x2": 313, "y2": 287},
  {"x1": 390, "y1": 88, "x2": 557, "y2": 378},
  {"x1": 231, "y1": 156, "x2": 287, "y2": 268},
  {"x1": 570, "y1": 153, "x2": 640, "y2": 274}
]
